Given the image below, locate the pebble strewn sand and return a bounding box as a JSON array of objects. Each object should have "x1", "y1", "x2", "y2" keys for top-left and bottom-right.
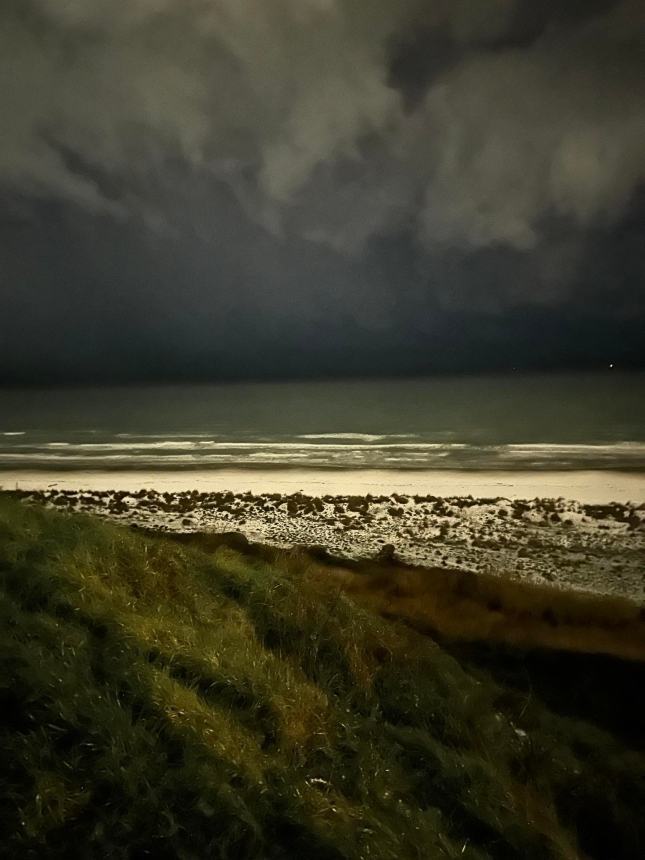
[{"x1": 11, "y1": 486, "x2": 645, "y2": 602}]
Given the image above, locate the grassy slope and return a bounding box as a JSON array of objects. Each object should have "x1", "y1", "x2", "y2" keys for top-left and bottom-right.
[
  {"x1": 1, "y1": 496, "x2": 644, "y2": 860},
  {"x1": 305, "y1": 558, "x2": 645, "y2": 662}
]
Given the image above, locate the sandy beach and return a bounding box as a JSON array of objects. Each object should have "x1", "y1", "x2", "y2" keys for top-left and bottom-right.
[
  {"x1": 1, "y1": 468, "x2": 644, "y2": 504},
  {"x1": 4, "y1": 468, "x2": 644, "y2": 603}
]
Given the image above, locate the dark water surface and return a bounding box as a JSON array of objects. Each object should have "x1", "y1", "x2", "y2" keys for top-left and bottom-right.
[{"x1": 1, "y1": 373, "x2": 644, "y2": 471}]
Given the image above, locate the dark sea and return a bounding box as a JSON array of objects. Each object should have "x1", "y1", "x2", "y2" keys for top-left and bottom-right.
[{"x1": 1, "y1": 373, "x2": 644, "y2": 472}]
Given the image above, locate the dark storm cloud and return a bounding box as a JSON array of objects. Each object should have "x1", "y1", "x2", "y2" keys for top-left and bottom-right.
[
  {"x1": 1, "y1": 0, "x2": 644, "y2": 381},
  {"x1": 386, "y1": 0, "x2": 622, "y2": 110}
]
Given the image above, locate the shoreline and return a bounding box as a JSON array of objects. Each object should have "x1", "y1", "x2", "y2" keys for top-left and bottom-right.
[{"x1": 1, "y1": 467, "x2": 644, "y2": 504}]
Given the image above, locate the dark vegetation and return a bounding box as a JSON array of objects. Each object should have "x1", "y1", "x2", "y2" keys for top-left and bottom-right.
[
  {"x1": 14, "y1": 487, "x2": 643, "y2": 528},
  {"x1": 1, "y1": 495, "x2": 644, "y2": 859},
  {"x1": 310, "y1": 557, "x2": 645, "y2": 662}
]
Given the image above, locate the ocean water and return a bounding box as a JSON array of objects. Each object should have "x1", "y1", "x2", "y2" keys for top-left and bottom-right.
[{"x1": 1, "y1": 373, "x2": 644, "y2": 472}]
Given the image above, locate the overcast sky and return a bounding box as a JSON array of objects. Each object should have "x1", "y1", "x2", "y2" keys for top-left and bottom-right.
[{"x1": 1, "y1": 0, "x2": 644, "y2": 383}]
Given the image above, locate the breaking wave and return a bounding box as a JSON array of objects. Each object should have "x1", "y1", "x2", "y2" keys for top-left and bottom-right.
[{"x1": 1, "y1": 435, "x2": 644, "y2": 471}]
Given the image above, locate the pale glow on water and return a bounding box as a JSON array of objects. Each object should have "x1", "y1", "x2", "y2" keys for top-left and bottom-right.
[{"x1": 1, "y1": 372, "x2": 644, "y2": 471}]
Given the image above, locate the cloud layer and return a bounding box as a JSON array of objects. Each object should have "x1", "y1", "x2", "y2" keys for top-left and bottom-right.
[
  {"x1": 3, "y1": 1, "x2": 643, "y2": 249},
  {"x1": 1, "y1": 0, "x2": 644, "y2": 381}
]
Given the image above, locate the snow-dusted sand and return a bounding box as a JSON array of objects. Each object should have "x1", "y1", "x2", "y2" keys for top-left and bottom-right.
[
  {"x1": 3, "y1": 468, "x2": 644, "y2": 602},
  {"x1": 1, "y1": 468, "x2": 644, "y2": 504}
]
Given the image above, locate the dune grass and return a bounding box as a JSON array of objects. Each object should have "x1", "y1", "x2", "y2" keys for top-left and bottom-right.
[
  {"x1": 1, "y1": 494, "x2": 644, "y2": 859},
  {"x1": 303, "y1": 557, "x2": 645, "y2": 662}
]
